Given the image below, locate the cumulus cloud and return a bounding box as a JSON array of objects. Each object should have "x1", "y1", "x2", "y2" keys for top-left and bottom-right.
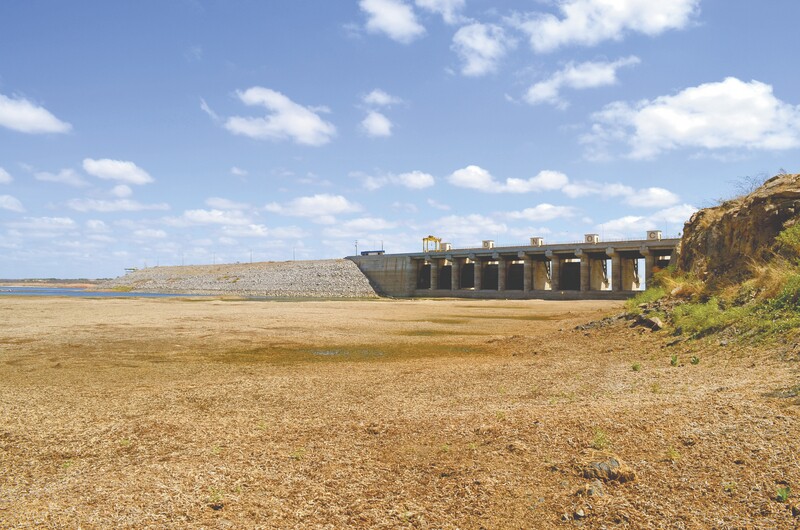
[
  {"x1": 363, "y1": 89, "x2": 402, "y2": 107},
  {"x1": 83, "y1": 158, "x2": 154, "y2": 185},
  {"x1": 362, "y1": 111, "x2": 393, "y2": 137},
  {"x1": 525, "y1": 56, "x2": 640, "y2": 108},
  {"x1": 447, "y1": 165, "x2": 568, "y2": 193},
  {"x1": 0, "y1": 167, "x2": 12, "y2": 184},
  {"x1": 598, "y1": 204, "x2": 697, "y2": 237},
  {"x1": 7, "y1": 217, "x2": 75, "y2": 237},
  {"x1": 584, "y1": 77, "x2": 800, "y2": 159},
  {"x1": 359, "y1": 170, "x2": 435, "y2": 190},
  {"x1": 86, "y1": 220, "x2": 110, "y2": 233},
  {"x1": 507, "y1": 204, "x2": 576, "y2": 221},
  {"x1": 169, "y1": 209, "x2": 251, "y2": 226},
  {"x1": 562, "y1": 180, "x2": 680, "y2": 208},
  {"x1": 415, "y1": 0, "x2": 465, "y2": 24},
  {"x1": 134, "y1": 229, "x2": 167, "y2": 239},
  {"x1": 33, "y1": 168, "x2": 88, "y2": 187},
  {"x1": 512, "y1": 0, "x2": 700, "y2": 53},
  {"x1": 224, "y1": 87, "x2": 336, "y2": 146},
  {"x1": 111, "y1": 184, "x2": 133, "y2": 198},
  {"x1": 67, "y1": 199, "x2": 169, "y2": 212},
  {"x1": 323, "y1": 217, "x2": 398, "y2": 238},
  {"x1": 230, "y1": 166, "x2": 248, "y2": 176},
  {"x1": 432, "y1": 214, "x2": 508, "y2": 239},
  {"x1": 360, "y1": 0, "x2": 426, "y2": 43},
  {"x1": 0, "y1": 195, "x2": 25, "y2": 212},
  {"x1": 427, "y1": 198, "x2": 450, "y2": 211},
  {"x1": 0, "y1": 93, "x2": 72, "y2": 134},
  {"x1": 205, "y1": 197, "x2": 250, "y2": 210},
  {"x1": 265, "y1": 194, "x2": 361, "y2": 224},
  {"x1": 220, "y1": 224, "x2": 307, "y2": 239},
  {"x1": 452, "y1": 23, "x2": 514, "y2": 77}
]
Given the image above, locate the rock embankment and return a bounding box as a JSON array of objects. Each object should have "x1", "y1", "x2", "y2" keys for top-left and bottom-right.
[
  {"x1": 99, "y1": 259, "x2": 379, "y2": 298},
  {"x1": 677, "y1": 173, "x2": 800, "y2": 287}
]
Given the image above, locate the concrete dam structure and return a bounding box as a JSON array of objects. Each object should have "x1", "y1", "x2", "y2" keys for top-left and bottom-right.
[{"x1": 348, "y1": 232, "x2": 678, "y2": 300}]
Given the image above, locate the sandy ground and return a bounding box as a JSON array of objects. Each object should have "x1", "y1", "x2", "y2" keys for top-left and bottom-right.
[{"x1": 1, "y1": 296, "x2": 799, "y2": 529}]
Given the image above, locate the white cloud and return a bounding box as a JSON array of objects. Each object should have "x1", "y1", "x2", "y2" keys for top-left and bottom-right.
[
  {"x1": 362, "y1": 111, "x2": 393, "y2": 137},
  {"x1": 265, "y1": 194, "x2": 361, "y2": 224},
  {"x1": 7, "y1": 217, "x2": 75, "y2": 236},
  {"x1": 562, "y1": 181, "x2": 632, "y2": 198},
  {"x1": 432, "y1": 214, "x2": 508, "y2": 239},
  {"x1": 584, "y1": 77, "x2": 800, "y2": 159},
  {"x1": 173, "y1": 209, "x2": 251, "y2": 226},
  {"x1": 83, "y1": 158, "x2": 154, "y2": 185},
  {"x1": 0, "y1": 93, "x2": 72, "y2": 134},
  {"x1": 598, "y1": 203, "x2": 697, "y2": 238},
  {"x1": 134, "y1": 229, "x2": 167, "y2": 239},
  {"x1": 415, "y1": 0, "x2": 465, "y2": 24},
  {"x1": 0, "y1": 167, "x2": 12, "y2": 184},
  {"x1": 220, "y1": 224, "x2": 307, "y2": 239},
  {"x1": 447, "y1": 165, "x2": 568, "y2": 193},
  {"x1": 67, "y1": 199, "x2": 169, "y2": 212},
  {"x1": 625, "y1": 187, "x2": 680, "y2": 208},
  {"x1": 361, "y1": 170, "x2": 435, "y2": 190},
  {"x1": 200, "y1": 98, "x2": 221, "y2": 122},
  {"x1": 507, "y1": 204, "x2": 576, "y2": 221},
  {"x1": 525, "y1": 56, "x2": 640, "y2": 108},
  {"x1": 427, "y1": 198, "x2": 450, "y2": 211},
  {"x1": 512, "y1": 0, "x2": 700, "y2": 53},
  {"x1": 0, "y1": 195, "x2": 25, "y2": 212},
  {"x1": 111, "y1": 184, "x2": 133, "y2": 198},
  {"x1": 360, "y1": 0, "x2": 425, "y2": 44},
  {"x1": 452, "y1": 23, "x2": 514, "y2": 77},
  {"x1": 323, "y1": 217, "x2": 398, "y2": 238},
  {"x1": 86, "y1": 220, "x2": 110, "y2": 233},
  {"x1": 363, "y1": 89, "x2": 402, "y2": 107},
  {"x1": 205, "y1": 197, "x2": 250, "y2": 210},
  {"x1": 230, "y1": 166, "x2": 248, "y2": 176},
  {"x1": 224, "y1": 87, "x2": 336, "y2": 146},
  {"x1": 34, "y1": 168, "x2": 88, "y2": 187}
]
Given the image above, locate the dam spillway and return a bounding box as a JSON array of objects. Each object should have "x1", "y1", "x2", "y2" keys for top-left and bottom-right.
[{"x1": 347, "y1": 235, "x2": 678, "y2": 300}]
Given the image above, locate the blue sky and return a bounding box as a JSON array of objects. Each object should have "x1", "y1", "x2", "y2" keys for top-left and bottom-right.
[{"x1": 1, "y1": 0, "x2": 799, "y2": 278}]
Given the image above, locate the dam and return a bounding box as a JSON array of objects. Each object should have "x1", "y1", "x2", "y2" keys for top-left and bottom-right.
[{"x1": 348, "y1": 231, "x2": 678, "y2": 300}]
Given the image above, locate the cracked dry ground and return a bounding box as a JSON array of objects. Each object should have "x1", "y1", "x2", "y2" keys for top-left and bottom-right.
[{"x1": 1, "y1": 297, "x2": 799, "y2": 528}]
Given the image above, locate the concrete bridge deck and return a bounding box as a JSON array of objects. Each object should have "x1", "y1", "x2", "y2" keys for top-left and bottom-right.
[{"x1": 348, "y1": 236, "x2": 679, "y2": 299}]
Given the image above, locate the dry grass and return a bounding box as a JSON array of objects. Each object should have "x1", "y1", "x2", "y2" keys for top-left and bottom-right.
[{"x1": 1, "y1": 297, "x2": 799, "y2": 528}]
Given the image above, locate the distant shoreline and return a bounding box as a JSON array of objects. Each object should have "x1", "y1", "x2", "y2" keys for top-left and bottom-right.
[{"x1": 0, "y1": 279, "x2": 105, "y2": 289}]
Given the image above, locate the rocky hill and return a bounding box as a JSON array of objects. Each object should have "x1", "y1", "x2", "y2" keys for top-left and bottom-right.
[
  {"x1": 99, "y1": 259, "x2": 379, "y2": 298},
  {"x1": 676, "y1": 173, "x2": 800, "y2": 288}
]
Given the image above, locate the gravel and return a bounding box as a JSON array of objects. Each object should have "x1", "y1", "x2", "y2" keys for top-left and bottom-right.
[{"x1": 98, "y1": 259, "x2": 379, "y2": 298}]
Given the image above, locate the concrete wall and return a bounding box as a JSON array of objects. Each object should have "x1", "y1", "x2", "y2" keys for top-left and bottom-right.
[{"x1": 349, "y1": 255, "x2": 416, "y2": 297}]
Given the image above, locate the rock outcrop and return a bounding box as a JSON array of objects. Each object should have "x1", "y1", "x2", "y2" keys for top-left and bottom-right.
[
  {"x1": 99, "y1": 259, "x2": 379, "y2": 298},
  {"x1": 677, "y1": 173, "x2": 800, "y2": 287}
]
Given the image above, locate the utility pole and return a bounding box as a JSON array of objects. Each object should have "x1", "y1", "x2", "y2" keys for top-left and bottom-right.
[{"x1": 355, "y1": 240, "x2": 358, "y2": 255}]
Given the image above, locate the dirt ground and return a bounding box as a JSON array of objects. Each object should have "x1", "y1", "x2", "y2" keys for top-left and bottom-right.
[{"x1": 1, "y1": 296, "x2": 799, "y2": 529}]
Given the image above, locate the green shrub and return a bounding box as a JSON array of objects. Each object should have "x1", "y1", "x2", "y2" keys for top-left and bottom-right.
[
  {"x1": 776, "y1": 224, "x2": 800, "y2": 257},
  {"x1": 625, "y1": 287, "x2": 667, "y2": 312}
]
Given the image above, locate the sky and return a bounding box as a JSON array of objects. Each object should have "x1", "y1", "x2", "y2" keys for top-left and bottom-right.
[{"x1": 1, "y1": 0, "x2": 799, "y2": 278}]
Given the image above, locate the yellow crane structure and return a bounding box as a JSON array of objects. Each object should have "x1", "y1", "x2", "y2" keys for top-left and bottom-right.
[{"x1": 422, "y1": 235, "x2": 442, "y2": 252}]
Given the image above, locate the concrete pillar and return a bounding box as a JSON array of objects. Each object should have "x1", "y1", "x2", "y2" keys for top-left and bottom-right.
[
  {"x1": 473, "y1": 259, "x2": 482, "y2": 290},
  {"x1": 546, "y1": 251, "x2": 560, "y2": 291},
  {"x1": 642, "y1": 247, "x2": 655, "y2": 286},
  {"x1": 607, "y1": 249, "x2": 622, "y2": 292},
  {"x1": 621, "y1": 258, "x2": 640, "y2": 290},
  {"x1": 498, "y1": 258, "x2": 507, "y2": 291},
  {"x1": 522, "y1": 256, "x2": 532, "y2": 291},
  {"x1": 533, "y1": 260, "x2": 550, "y2": 290},
  {"x1": 578, "y1": 250, "x2": 590, "y2": 292},
  {"x1": 451, "y1": 258, "x2": 460, "y2": 290},
  {"x1": 590, "y1": 257, "x2": 609, "y2": 290},
  {"x1": 429, "y1": 259, "x2": 438, "y2": 290}
]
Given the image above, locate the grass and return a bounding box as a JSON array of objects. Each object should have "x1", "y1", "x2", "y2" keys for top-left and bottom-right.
[
  {"x1": 591, "y1": 429, "x2": 610, "y2": 450},
  {"x1": 631, "y1": 362, "x2": 642, "y2": 372},
  {"x1": 777, "y1": 486, "x2": 791, "y2": 503}
]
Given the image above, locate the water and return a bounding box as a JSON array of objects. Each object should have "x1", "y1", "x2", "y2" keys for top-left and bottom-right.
[{"x1": 0, "y1": 286, "x2": 199, "y2": 298}]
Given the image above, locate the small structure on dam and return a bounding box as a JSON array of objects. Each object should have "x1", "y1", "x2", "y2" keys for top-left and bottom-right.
[{"x1": 348, "y1": 231, "x2": 678, "y2": 300}]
